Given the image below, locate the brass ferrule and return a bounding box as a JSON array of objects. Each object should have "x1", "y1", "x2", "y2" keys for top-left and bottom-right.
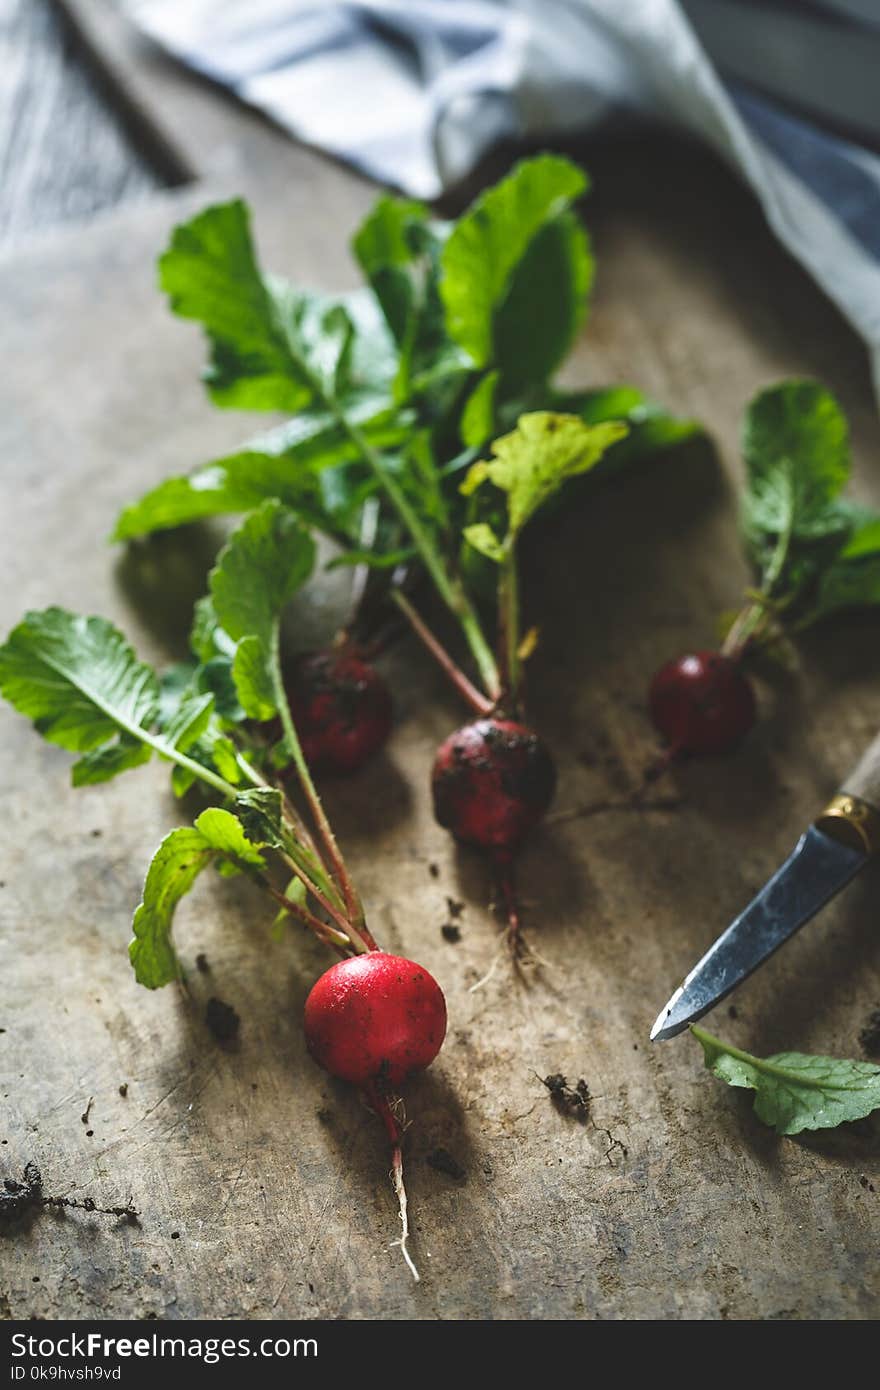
[{"x1": 816, "y1": 794, "x2": 880, "y2": 856}]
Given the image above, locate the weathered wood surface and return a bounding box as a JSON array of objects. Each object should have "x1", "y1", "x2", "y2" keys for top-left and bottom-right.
[
  {"x1": 2, "y1": 100, "x2": 880, "y2": 1325},
  {"x1": 0, "y1": 0, "x2": 160, "y2": 250}
]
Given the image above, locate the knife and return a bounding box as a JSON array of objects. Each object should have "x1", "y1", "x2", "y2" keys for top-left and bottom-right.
[{"x1": 650, "y1": 736, "x2": 880, "y2": 1041}]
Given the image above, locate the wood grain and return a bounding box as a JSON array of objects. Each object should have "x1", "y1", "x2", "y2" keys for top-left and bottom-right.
[{"x1": 0, "y1": 136, "x2": 879, "y2": 1321}]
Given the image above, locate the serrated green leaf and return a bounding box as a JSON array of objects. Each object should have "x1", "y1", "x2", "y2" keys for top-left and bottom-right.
[
  {"x1": 231, "y1": 634, "x2": 276, "y2": 721},
  {"x1": 440, "y1": 155, "x2": 588, "y2": 368},
  {"x1": 461, "y1": 370, "x2": 500, "y2": 448},
  {"x1": 0, "y1": 608, "x2": 159, "y2": 754},
  {"x1": 210, "y1": 501, "x2": 316, "y2": 651},
  {"x1": 693, "y1": 1025, "x2": 880, "y2": 1135},
  {"x1": 742, "y1": 381, "x2": 851, "y2": 568},
  {"x1": 72, "y1": 739, "x2": 153, "y2": 787},
  {"x1": 352, "y1": 196, "x2": 452, "y2": 397},
  {"x1": 464, "y1": 411, "x2": 628, "y2": 539},
  {"x1": 160, "y1": 200, "x2": 317, "y2": 412},
  {"x1": 158, "y1": 692, "x2": 215, "y2": 756},
  {"x1": 231, "y1": 787, "x2": 285, "y2": 849},
  {"x1": 129, "y1": 808, "x2": 266, "y2": 987},
  {"x1": 190, "y1": 596, "x2": 236, "y2": 664}
]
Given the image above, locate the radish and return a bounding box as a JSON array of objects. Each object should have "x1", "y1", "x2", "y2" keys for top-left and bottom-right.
[
  {"x1": 642, "y1": 381, "x2": 880, "y2": 782},
  {"x1": 431, "y1": 719, "x2": 556, "y2": 852},
  {"x1": 284, "y1": 648, "x2": 393, "y2": 776},
  {"x1": 384, "y1": 414, "x2": 627, "y2": 962},
  {"x1": 432, "y1": 718, "x2": 556, "y2": 954},
  {"x1": 304, "y1": 951, "x2": 446, "y2": 1280},
  {"x1": 648, "y1": 651, "x2": 756, "y2": 758}
]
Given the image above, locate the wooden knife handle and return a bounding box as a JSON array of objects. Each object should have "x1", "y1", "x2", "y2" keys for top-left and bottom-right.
[
  {"x1": 817, "y1": 734, "x2": 880, "y2": 853},
  {"x1": 841, "y1": 732, "x2": 880, "y2": 810}
]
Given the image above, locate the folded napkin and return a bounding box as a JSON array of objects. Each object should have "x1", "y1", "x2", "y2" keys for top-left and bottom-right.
[{"x1": 130, "y1": 0, "x2": 880, "y2": 391}]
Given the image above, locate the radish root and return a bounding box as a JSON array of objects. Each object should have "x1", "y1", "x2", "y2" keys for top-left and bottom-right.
[{"x1": 366, "y1": 1084, "x2": 420, "y2": 1283}]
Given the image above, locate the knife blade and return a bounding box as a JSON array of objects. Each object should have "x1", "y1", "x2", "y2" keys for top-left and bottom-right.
[{"x1": 650, "y1": 734, "x2": 880, "y2": 1041}]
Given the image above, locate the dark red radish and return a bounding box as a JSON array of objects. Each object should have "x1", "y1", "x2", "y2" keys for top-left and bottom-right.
[
  {"x1": 431, "y1": 718, "x2": 556, "y2": 959},
  {"x1": 285, "y1": 649, "x2": 392, "y2": 775},
  {"x1": 431, "y1": 718, "x2": 556, "y2": 851},
  {"x1": 649, "y1": 650, "x2": 756, "y2": 757},
  {"x1": 304, "y1": 951, "x2": 447, "y2": 1280}
]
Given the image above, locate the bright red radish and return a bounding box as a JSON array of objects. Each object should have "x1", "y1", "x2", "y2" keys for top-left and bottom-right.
[
  {"x1": 304, "y1": 951, "x2": 447, "y2": 1086},
  {"x1": 431, "y1": 718, "x2": 556, "y2": 851},
  {"x1": 304, "y1": 952, "x2": 446, "y2": 1280},
  {"x1": 285, "y1": 649, "x2": 392, "y2": 775},
  {"x1": 649, "y1": 650, "x2": 756, "y2": 757}
]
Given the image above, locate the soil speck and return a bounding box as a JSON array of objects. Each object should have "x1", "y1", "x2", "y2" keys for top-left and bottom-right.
[
  {"x1": 541, "y1": 1073, "x2": 591, "y2": 1121},
  {"x1": 205, "y1": 997, "x2": 240, "y2": 1043},
  {"x1": 427, "y1": 1148, "x2": 466, "y2": 1180}
]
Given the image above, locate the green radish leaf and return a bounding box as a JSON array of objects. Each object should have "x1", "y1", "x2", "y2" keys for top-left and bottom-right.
[
  {"x1": 461, "y1": 370, "x2": 500, "y2": 448},
  {"x1": 692, "y1": 1025, "x2": 880, "y2": 1135},
  {"x1": 352, "y1": 196, "x2": 452, "y2": 396},
  {"x1": 113, "y1": 404, "x2": 407, "y2": 541},
  {"x1": 552, "y1": 384, "x2": 701, "y2": 468},
  {"x1": 0, "y1": 608, "x2": 160, "y2": 755},
  {"x1": 72, "y1": 739, "x2": 153, "y2": 787},
  {"x1": 440, "y1": 154, "x2": 589, "y2": 369},
  {"x1": 231, "y1": 786, "x2": 285, "y2": 850},
  {"x1": 231, "y1": 636, "x2": 275, "y2": 721},
  {"x1": 210, "y1": 502, "x2": 316, "y2": 650},
  {"x1": 210, "y1": 502, "x2": 315, "y2": 719},
  {"x1": 742, "y1": 381, "x2": 851, "y2": 569},
  {"x1": 492, "y1": 212, "x2": 593, "y2": 390},
  {"x1": 463, "y1": 411, "x2": 628, "y2": 539},
  {"x1": 130, "y1": 808, "x2": 267, "y2": 987},
  {"x1": 160, "y1": 200, "x2": 317, "y2": 412},
  {"x1": 352, "y1": 195, "x2": 432, "y2": 345},
  {"x1": 190, "y1": 596, "x2": 236, "y2": 664}
]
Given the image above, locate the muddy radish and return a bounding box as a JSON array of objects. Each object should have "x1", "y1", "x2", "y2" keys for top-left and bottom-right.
[{"x1": 285, "y1": 649, "x2": 393, "y2": 775}]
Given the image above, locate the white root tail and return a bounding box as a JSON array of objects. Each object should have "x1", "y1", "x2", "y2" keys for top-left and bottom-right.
[{"x1": 390, "y1": 1143, "x2": 420, "y2": 1282}]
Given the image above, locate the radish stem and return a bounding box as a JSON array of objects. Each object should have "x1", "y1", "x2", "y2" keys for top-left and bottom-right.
[
  {"x1": 268, "y1": 625, "x2": 372, "y2": 943},
  {"x1": 391, "y1": 589, "x2": 495, "y2": 716}
]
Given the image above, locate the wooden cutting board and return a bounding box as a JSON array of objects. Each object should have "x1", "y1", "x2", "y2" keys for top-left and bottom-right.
[{"x1": 2, "y1": 6, "x2": 880, "y2": 1323}]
